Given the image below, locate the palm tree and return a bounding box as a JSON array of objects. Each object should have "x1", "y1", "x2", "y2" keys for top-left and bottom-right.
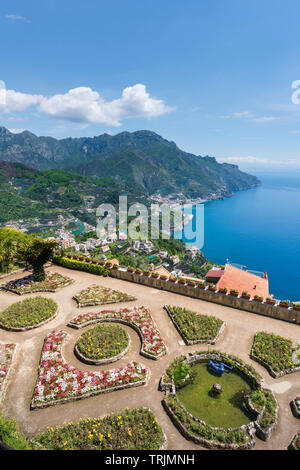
[{"x1": 17, "y1": 238, "x2": 58, "y2": 281}]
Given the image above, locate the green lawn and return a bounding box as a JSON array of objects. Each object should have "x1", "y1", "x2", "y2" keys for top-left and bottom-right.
[{"x1": 177, "y1": 363, "x2": 254, "y2": 428}]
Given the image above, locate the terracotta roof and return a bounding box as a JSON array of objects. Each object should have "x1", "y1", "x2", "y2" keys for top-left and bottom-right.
[
  {"x1": 150, "y1": 266, "x2": 171, "y2": 277},
  {"x1": 216, "y1": 264, "x2": 269, "y2": 300},
  {"x1": 108, "y1": 258, "x2": 119, "y2": 265},
  {"x1": 206, "y1": 269, "x2": 224, "y2": 279}
]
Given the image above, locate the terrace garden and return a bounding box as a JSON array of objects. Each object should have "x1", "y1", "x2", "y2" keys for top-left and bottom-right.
[
  {"x1": 73, "y1": 285, "x2": 136, "y2": 307},
  {"x1": 251, "y1": 332, "x2": 300, "y2": 377},
  {"x1": 69, "y1": 306, "x2": 166, "y2": 359},
  {"x1": 2, "y1": 271, "x2": 73, "y2": 295},
  {"x1": 0, "y1": 297, "x2": 57, "y2": 331},
  {"x1": 34, "y1": 407, "x2": 165, "y2": 450},
  {"x1": 75, "y1": 324, "x2": 130, "y2": 364},
  {"x1": 164, "y1": 305, "x2": 224, "y2": 344}
]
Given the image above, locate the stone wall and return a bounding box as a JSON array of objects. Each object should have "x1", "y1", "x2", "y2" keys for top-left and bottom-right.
[{"x1": 110, "y1": 269, "x2": 300, "y2": 325}]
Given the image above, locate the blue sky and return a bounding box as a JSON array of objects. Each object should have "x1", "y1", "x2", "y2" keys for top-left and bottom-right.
[{"x1": 1, "y1": 0, "x2": 300, "y2": 172}]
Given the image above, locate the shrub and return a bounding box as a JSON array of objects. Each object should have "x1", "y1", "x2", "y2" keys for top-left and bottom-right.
[
  {"x1": 254, "y1": 295, "x2": 263, "y2": 302},
  {"x1": 53, "y1": 255, "x2": 110, "y2": 276},
  {"x1": 0, "y1": 411, "x2": 32, "y2": 450},
  {"x1": 230, "y1": 289, "x2": 239, "y2": 296},
  {"x1": 218, "y1": 287, "x2": 227, "y2": 294}
]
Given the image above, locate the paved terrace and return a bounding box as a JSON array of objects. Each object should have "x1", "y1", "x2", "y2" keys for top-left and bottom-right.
[{"x1": 0, "y1": 266, "x2": 299, "y2": 450}]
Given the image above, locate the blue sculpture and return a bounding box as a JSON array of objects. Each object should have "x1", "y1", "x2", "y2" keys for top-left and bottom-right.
[{"x1": 208, "y1": 360, "x2": 233, "y2": 375}]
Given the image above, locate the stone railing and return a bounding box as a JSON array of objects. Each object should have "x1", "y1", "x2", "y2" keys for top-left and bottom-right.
[{"x1": 109, "y1": 268, "x2": 300, "y2": 325}]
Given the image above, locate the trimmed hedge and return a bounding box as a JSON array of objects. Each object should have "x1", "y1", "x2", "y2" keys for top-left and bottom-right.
[{"x1": 53, "y1": 255, "x2": 110, "y2": 277}]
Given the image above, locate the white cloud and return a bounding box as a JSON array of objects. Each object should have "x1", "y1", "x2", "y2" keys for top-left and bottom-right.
[
  {"x1": 0, "y1": 84, "x2": 174, "y2": 126},
  {"x1": 5, "y1": 14, "x2": 29, "y2": 22},
  {"x1": 219, "y1": 111, "x2": 278, "y2": 123},
  {"x1": 39, "y1": 84, "x2": 174, "y2": 126},
  {"x1": 233, "y1": 111, "x2": 252, "y2": 118},
  {"x1": 252, "y1": 116, "x2": 277, "y2": 123},
  {"x1": 0, "y1": 89, "x2": 43, "y2": 113}
]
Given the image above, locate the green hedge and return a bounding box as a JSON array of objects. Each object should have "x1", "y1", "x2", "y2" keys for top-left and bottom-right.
[{"x1": 53, "y1": 255, "x2": 110, "y2": 277}]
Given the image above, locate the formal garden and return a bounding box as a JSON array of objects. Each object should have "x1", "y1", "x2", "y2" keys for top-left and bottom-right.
[
  {"x1": 0, "y1": 228, "x2": 298, "y2": 450},
  {"x1": 0, "y1": 297, "x2": 57, "y2": 331},
  {"x1": 164, "y1": 305, "x2": 224, "y2": 344},
  {"x1": 251, "y1": 332, "x2": 300, "y2": 377},
  {"x1": 73, "y1": 285, "x2": 136, "y2": 307},
  {"x1": 75, "y1": 324, "x2": 130, "y2": 364}
]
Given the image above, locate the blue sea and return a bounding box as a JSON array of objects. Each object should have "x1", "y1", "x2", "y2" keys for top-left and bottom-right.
[{"x1": 177, "y1": 172, "x2": 300, "y2": 302}]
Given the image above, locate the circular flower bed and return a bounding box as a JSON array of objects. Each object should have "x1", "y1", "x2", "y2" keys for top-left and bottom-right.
[
  {"x1": 69, "y1": 306, "x2": 166, "y2": 359},
  {"x1": 2, "y1": 272, "x2": 73, "y2": 295},
  {"x1": 75, "y1": 324, "x2": 130, "y2": 365},
  {"x1": 0, "y1": 297, "x2": 57, "y2": 331},
  {"x1": 161, "y1": 351, "x2": 278, "y2": 449}
]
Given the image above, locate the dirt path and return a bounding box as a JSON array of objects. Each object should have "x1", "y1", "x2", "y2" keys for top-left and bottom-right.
[{"x1": 0, "y1": 266, "x2": 299, "y2": 450}]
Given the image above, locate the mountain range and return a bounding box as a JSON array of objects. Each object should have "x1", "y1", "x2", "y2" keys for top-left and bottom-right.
[{"x1": 0, "y1": 127, "x2": 260, "y2": 199}]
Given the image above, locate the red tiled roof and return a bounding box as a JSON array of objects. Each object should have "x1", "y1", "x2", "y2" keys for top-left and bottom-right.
[
  {"x1": 150, "y1": 266, "x2": 171, "y2": 277},
  {"x1": 206, "y1": 269, "x2": 224, "y2": 279},
  {"x1": 216, "y1": 264, "x2": 269, "y2": 300}
]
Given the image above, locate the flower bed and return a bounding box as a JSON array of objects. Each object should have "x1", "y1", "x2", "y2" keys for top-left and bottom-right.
[
  {"x1": 73, "y1": 285, "x2": 136, "y2": 307},
  {"x1": 289, "y1": 432, "x2": 300, "y2": 450},
  {"x1": 251, "y1": 332, "x2": 300, "y2": 378},
  {"x1": 69, "y1": 306, "x2": 166, "y2": 359},
  {"x1": 31, "y1": 330, "x2": 148, "y2": 409},
  {"x1": 34, "y1": 407, "x2": 165, "y2": 450},
  {"x1": 163, "y1": 394, "x2": 254, "y2": 450},
  {"x1": 75, "y1": 324, "x2": 130, "y2": 365},
  {"x1": 2, "y1": 271, "x2": 73, "y2": 295},
  {"x1": 0, "y1": 297, "x2": 57, "y2": 331},
  {"x1": 0, "y1": 343, "x2": 16, "y2": 402},
  {"x1": 164, "y1": 305, "x2": 224, "y2": 345},
  {"x1": 291, "y1": 396, "x2": 300, "y2": 418},
  {"x1": 161, "y1": 352, "x2": 277, "y2": 448}
]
